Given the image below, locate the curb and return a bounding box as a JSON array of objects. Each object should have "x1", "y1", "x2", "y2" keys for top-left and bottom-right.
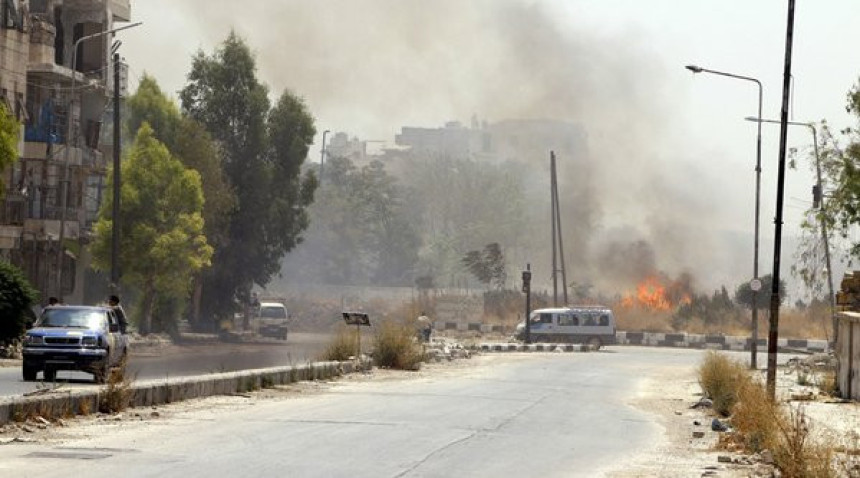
[
  {"x1": 473, "y1": 343, "x2": 594, "y2": 353},
  {"x1": 0, "y1": 359, "x2": 372, "y2": 427}
]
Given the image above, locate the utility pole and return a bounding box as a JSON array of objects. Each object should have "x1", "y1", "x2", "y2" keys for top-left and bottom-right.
[
  {"x1": 767, "y1": 0, "x2": 796, "y2": 399},
  {"x1": 110, "y1": 52, "x2": 121, "y2": 294},
  {"x1": 551, "y1": 152, "x2": 568, "y2": 305},
  {"x1": 522, "y1": 264, "x2": 532, "y2": 344},
  {"x1": 551, "y1": 152, "x2": 558, "y2": 306}
]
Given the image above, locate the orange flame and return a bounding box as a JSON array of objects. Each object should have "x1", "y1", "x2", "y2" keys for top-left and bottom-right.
[{"x1": 620, "y1": 275, "x2": 690, "y2": 311}]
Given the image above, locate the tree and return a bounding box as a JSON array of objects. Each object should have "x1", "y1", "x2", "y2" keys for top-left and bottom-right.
[
  {"x1": 92, "y1": 124, "x2": 212, "y2": 334},
  {"x1": 0, "y1": 105, "x2": 20, "y2": 198},
  {"x1": 282, "y1": 156, "x2": 420, "y2": 285},
  {"x1": 734, "y1": 275, "x2": 786, "y2": 311},
  {"x1": 180, "y1": 32, "x2": 317, "y2": 320},
  {"x1": 0, "y1": 261, "x2": 38, "y2": 345},
  {"x1": 462, "y1": 243, "x2": 507, "y2": 290}
]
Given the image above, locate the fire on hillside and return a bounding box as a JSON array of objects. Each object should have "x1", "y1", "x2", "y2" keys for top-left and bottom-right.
[{"x1": 619, "y1": 275, "x2": 693, "y2": 312}]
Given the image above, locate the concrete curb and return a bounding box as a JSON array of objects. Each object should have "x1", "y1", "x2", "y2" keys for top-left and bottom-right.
[
  {"x1": 615, "y1": 331, "x2": 829, "y2": 354},
  {"x1": 0, "y1": 359, "x2": 372, "y2": 427},
  {"x1": 474, "y1": 343, "x2": 594, "y2": 353}
]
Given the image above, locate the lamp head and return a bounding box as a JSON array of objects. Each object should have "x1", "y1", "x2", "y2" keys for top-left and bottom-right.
[{"x1": 685, "y1": 65, "x2": 703, "y2": 73}]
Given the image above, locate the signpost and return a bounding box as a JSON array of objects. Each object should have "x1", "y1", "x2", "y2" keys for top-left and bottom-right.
[
  {"x1": 342, "y1": 312, "x2": 371, "y2": 358},
  {"x1": 522, "y1": 264, "x2": 532, "y2": 344}
]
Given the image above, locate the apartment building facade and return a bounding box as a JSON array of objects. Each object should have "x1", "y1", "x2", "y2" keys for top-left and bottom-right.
[{"x1": 0, "y1": 0, "x2": 130, "y2": 304}]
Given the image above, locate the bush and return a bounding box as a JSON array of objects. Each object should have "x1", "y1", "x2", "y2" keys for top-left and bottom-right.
[
  {"x1": 321, "y1": 326, "x2": 359, "y2": 361},
  {"x1": 697, "y1": 351, "x2": 747, "y2": 416},
  {"x1": 0, "y1": 261, "x2": 39, "y2": 345},
  {"x1": 773, "y1": 405, "x2": 835, "y2": 478},
  {"x1": 372, "y1": 320, "x2": 423, "y2": 370},
  {"x1": 99, "y1": 356, "x2": 134, "y2": 413},
  {"x1": 731, "y1": 376, "x2": 781, "y2": 453}
]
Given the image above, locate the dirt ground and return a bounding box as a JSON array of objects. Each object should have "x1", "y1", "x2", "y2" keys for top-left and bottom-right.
[{"x1": 1, "y1": 352, "x2": 858, "y2": 477}]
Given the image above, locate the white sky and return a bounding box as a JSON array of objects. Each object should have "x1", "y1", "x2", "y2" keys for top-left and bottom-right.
[{"x1": 118, "y1": 1, "x2": 860, "y2": 297}]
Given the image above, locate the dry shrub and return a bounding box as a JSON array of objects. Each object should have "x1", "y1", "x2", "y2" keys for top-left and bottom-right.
[
  {"x1": 773, "y1": 405, "x2": 835, "y2": 478},
  {"x1": 698, "y1": 351, "x2": 747, "y2": 416},
  {"x1": 99, "y1": 356, "x2": 134, "y2": 414},
  {"x1": 731, "y1": 377, "x2": 781, "y2": 453},
  {"x1": 321, "y1": 326, "x2": 359, "y2": 361},
  {"x1": 372, "y1": 320, "x2": 423, "y2": 371},
  {"x1": 780, "y1": 308, "x2": 830, "y2": 341}
]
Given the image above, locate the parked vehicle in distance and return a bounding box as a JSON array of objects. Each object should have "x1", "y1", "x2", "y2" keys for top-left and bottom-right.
[
  {"x1": 22, "y1": 305, "x2": 128, "y2": 383},
  {"x1": 253, "y1": 301, "x2": 289, "y2": 340},
  {"x1": 514, "y1": 305, "x2": 617, "y2": 349}
]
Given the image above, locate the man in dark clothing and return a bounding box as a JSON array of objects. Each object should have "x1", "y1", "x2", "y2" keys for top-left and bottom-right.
[{"x1": 108, "y1": 295, "x2": 128, "y2": 334}]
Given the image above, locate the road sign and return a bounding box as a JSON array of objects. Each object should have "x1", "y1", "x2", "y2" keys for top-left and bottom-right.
[
  {"x1": 750, "y1": 278, "x2": 762, "y2": 292},
  {"x1": 342, "y1": 312, "x2": 370, "y2": 326}
]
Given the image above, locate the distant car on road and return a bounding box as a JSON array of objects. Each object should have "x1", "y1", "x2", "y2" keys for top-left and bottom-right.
[
  {"x1": 22, "y1": 305, "x2": 129, "y2": 383},
  {"x1": 253, "y1": 302, "x2": 289, "y2": 340},
  {"x1": 515, "y1": 305, "x2": 617, "y2": 349}
]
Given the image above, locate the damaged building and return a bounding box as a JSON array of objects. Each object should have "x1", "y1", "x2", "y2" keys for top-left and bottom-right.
[{"x1": 0, "y1": 0, "x2": 131, "y2": 303}]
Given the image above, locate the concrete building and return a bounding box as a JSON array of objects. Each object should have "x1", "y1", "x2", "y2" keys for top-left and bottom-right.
[{"x1": 0, "y1": 0, "x2": 131, "y2": 304}]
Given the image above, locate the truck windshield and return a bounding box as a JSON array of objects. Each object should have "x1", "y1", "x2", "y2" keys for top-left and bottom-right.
[
  {"x1": 259, "y1": 307, "x2": 287, "y2": 319},
  {"x1": 39, "y1": 309, "x2": 106, "y2": 329}
]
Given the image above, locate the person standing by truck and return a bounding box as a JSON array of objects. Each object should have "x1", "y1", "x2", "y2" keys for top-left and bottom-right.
[{"x1": 108, "y1": 295, "x2": 128, "y2": 334}]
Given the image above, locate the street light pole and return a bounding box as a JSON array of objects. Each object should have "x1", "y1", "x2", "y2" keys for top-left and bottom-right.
[
  {"x1": 319, "y1": 129, "x2": 330, "y2": 180},
  {"x1": 686, "y1": 64, "x2": 763, "y2": 369},
  {"x1": 56, "y1": 21, "x2": 142, "y2": 301},
  {"x1": 746, "y1": 117, "x2": 837, "y2": 346}
]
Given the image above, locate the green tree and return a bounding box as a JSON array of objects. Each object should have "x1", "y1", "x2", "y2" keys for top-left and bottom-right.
[
  {"x1": 734, "y1": 275, "x2": 786, "y2": 311},
  {"x1": 180, "y1": 32, "x2": 317, "y2": 318},
  {"x1": 284, "y1": 156, "x2": 420, "y2": 285},
  {"x1": 127, "y1": 75, "x2": 236, "y2": 328},
  {"x1": 0, "y1": 261, "x2": 39, "y2": 345},
  {"x1": 462, "y1": 243, "x2": 507, "y2": 290},
  {"x1": 92, "y1": 124, "x2": 213, "y2": 334},
  {"x1": 0, "y1": 105, "x2": 20, "y2": 198}
]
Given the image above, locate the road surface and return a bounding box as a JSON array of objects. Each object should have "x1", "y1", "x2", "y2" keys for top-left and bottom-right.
[
  {"x1": 0, "y1": 332, "x2": 331, "y2": 397},
  {"x1": 0, "y1": 347, "x2": 717, "y2": 477}
]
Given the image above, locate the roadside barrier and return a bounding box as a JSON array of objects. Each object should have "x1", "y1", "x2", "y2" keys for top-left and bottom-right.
[
  {"x1": 468, "y1": 330, "x2": 829, "y2": 355},
  {"x1": 0, "y1": 359, "x2": 371, "y2": 427}
]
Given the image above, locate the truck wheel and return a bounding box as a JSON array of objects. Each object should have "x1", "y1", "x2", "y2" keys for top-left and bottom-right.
[
  {"x1": 94, "y1": 359, "x2": 110, "y2": 384},
  {"x1": 22, "y1": 364, "x2": 37, "y2": 382},
  {"x1": 587, "y1": 337, "x2": 602, "y2": 351},
  {"x1": 43, "y1": 367, "x2": 56, "y2": 382}
]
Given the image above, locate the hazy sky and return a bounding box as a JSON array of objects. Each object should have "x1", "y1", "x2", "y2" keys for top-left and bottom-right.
[{"x1": 119, "y1": 1, "x2": 860, "y2": 297}]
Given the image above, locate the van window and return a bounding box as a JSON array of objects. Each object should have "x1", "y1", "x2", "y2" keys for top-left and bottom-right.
[
  {"x1": 599, "y1": 314, "x2": 610, "y2": 326},
  {"x1": 259, "y1": 306, "x2": 287, "y2": 319},
  {"x1": 583, "y1": 313, "x2": 596, "y2": 326},
  {"x1": 558, "y1": 313, "x2": 578, "y2": 326},
  {"x1": 532, "y1": 313, "x2": 553, "y2": 324}
]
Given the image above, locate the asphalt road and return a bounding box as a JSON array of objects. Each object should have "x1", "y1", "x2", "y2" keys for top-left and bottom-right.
[
  {"x1": 0, "y1": 332, "x2": 332, "y2": 397},
  {"x1": 0, "y1": 347, "x2": 713, "y2": 477}
]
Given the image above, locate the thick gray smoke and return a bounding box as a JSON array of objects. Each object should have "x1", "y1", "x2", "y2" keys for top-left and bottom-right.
[{"x1": 148, "y1": 0, "x2": 744, "y2": 294}]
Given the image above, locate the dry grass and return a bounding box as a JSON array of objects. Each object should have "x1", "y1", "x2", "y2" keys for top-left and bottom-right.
[
  {"x1": 731, "y1": 376, "x2": 781, "y2": 453},
  {"x1": 697, "y1": 351, "x2": 748, "y2": 416},
  {"x1": 321, "y1": 326, "x2": 359, "y2": 361},
  {"x1": 773, "y1": 405, "x2": 835, "y2": 478},
  {"x1": 99, "y1": 356, "x2": 134, "y2": 414},
  {"x1": 372, "y1": 320, "x2": 423, "y2": 371}
]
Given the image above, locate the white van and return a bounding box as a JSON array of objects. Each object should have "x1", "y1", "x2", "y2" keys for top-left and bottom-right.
[
  {"x1": 514, "y1": 305, "x2": 617, "y2": 348},
  {"x1": 253, "y1": 302, "x2": 289, "y2": 340}
]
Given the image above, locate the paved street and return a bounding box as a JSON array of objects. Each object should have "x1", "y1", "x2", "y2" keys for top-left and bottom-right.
[
  {"x1": 0, "y1": 332, "x2": 332, "y2": 397},
  {"x1": 0, "y1": 347, "x2": 719, "y2": 477}
]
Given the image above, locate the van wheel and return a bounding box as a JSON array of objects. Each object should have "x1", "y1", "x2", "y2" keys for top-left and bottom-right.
[
  {"x1": 94, "y1": 359, "x2": 110, "y2": 384},
  {"x1": 587, "y1": 337, "x2": 602, "y2": 350}
]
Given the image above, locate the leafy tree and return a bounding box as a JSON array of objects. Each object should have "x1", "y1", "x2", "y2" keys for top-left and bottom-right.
[
  {"x1": 180, "y1": 32, "x2": 316, "y2": 320},
  {"x1": 402, "y1": 156, "x2": 528, "y2": 287},
  {"x1": 734, "y1": 274, "x2": 786, "y2": 311},
  {"x1": 283, "y1": 156, "x2": 420, "y2": 285},
  {"x1": 0, "y1": 105, "x2": 20, "y2": 198},
  {"x1": 462, "y1": 243, "x2": 507, "y2": 290},
  {"x1": 126, "y1": 76, "x2": 235, "y2": 328},
  {"x1": 92, "y1": 124, "x2": 212, "y2": 334},
  {"x1": 0, "y1": 261, "x2": 38, "y2": 345}
]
